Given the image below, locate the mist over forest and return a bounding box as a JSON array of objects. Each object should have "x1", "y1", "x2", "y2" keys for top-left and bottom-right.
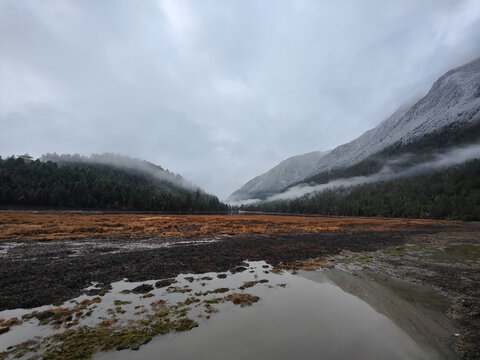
[{"x1": 0, "y1": 155, "x2": 226, "y2": 212}]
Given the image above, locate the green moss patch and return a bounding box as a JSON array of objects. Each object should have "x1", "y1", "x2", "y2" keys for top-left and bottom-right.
[{"x1": 2, "y1": 310, "x2": 198, "y2": 360}]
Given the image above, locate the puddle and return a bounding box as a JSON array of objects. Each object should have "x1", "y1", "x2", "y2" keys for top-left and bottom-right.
[
  {"x1": 0, "y1": 261, "x2": 275, "y2": 357},
  {"x1": 0, "y1": 237, "x2": 221, "y2": 260},
  {"x1": 0, "y1": 242, "x2": 23, "y2": 257},
  {"x1": 302, "y1": 270, "x2": 455, "y2": 359},
  {"x1": 97, "y1": 270, "x2": 439, "y2": 360},
  {"x1": 0, "y1": 262, "x2": 443, "y2": 360}
]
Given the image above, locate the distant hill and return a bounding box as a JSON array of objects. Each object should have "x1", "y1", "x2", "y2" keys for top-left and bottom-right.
[
  {"x1": 228, "y1": 151, "x2": 329, "y2": 202},
  {"x1": 40, "y1": 153, "x2": 196, "y2": 191},
  {"x1": 0, "y1": 153, "x2": 227, "y2": 211}
]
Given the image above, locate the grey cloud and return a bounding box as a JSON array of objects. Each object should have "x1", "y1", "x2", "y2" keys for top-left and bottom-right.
[{"x1": 1, "y1": 0, "x2": 480, "y2": 199}]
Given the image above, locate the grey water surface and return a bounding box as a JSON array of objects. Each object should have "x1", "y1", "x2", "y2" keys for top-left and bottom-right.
[{"x1": 95, "y1": 266, "x2": 438, "y2": 360}]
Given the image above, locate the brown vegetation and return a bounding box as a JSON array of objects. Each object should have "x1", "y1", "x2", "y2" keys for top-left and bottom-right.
[
  {"x1": 279, "y1": 259, "x2": 335, "y2": 271},
  {"x1": 225, "y1": 293, "x2": 260, "y2": 306},
  {"x1": 239, "y1": 279, "x2": 269, "y2": 290},
  {"x1": 0, "y1": 317, "x2": 21, "y2": 334},
  {"x1": 0, "y1": 210, "x2": 456, "y2": 242},
  {"x1": 0, "y1": 317, "x2": 21, "y2": 327}
]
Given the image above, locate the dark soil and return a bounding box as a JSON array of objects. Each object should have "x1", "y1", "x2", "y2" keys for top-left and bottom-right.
[{"x1": 0, "y1": 230, "x2": 414, "y2": 311}]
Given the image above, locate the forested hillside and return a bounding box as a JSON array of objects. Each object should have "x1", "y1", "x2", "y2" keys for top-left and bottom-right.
[
  {"x1": 296, "y1": 119, "x2": 480, "y2": 188},
  {"x1": 0, "y1": 157, "x2": 227, "y2": 211},
  {"x1": 244, "y1": 159, "x2": 480, "y2": 220}
]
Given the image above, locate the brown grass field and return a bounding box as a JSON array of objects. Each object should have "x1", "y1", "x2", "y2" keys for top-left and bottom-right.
[{"x1": 0, "y1": 210, "x2": 459, "y2": 242}]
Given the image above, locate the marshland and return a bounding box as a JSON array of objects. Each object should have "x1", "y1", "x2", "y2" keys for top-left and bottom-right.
[{"x1": 0, "y1": 211, "x2": 479, "y2": 359}]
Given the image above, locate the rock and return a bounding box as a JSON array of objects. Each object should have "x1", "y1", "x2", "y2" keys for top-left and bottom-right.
[
  {"x1": 155, "y1": 279, "x2": 176, "y2": 288},
  {"x1": 231, "y1": 266, "x2": 247, "y2": 273},
  {"x1": 213, "y1": 288, "x2": 229, "y2": 294},
  {"x1": 85, "y1": 289, "x2": 102, "y2": 296},
  {"x1": 131, "y1": 284, "x2": 154, "y2": 294}
]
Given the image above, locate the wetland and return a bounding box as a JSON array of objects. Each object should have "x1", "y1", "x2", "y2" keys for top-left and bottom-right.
[{"x1": 0, "y1": 211, "x2": 479, "y2": 359}]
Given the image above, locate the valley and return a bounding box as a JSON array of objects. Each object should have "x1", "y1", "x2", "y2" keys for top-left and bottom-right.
[{"x1": 2, "y1": 2, "x2": 480, "y2": 359}]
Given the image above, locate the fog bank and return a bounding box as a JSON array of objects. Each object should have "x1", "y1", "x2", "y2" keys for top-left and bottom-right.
[{"x1": 267, "y1": 143, "x2": 480, "y2": 201}]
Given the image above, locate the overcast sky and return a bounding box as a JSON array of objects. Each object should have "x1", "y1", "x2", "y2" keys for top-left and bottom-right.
[{"x1": 1, "y1": 0, "x2": 480, "y2": 199}]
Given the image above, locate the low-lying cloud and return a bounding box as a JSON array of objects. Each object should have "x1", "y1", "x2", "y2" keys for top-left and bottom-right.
[
  {"x1": 41, "y1": 153, "x2": 198, "y2": 191},
  {"x1": 266, "y1": 143, "x2": 480, "y2": 201}
]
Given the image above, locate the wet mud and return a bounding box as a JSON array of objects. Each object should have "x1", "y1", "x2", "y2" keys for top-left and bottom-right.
[{"x1": 0, "y1": 231, "x2": 416, "y2": 311}]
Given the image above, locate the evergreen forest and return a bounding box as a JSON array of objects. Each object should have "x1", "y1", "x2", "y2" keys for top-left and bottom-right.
[{"x1": 0, "y1": 157, "x2": 227, "y2": 212}]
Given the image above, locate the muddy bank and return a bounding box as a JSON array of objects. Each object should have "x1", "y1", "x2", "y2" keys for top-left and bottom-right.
[
  {"x1": 0, "y1": 231, "x2": 413, "y2": 311},
  {"x1": 316, "y1": 231, "x2": 480, "y2": 359}
]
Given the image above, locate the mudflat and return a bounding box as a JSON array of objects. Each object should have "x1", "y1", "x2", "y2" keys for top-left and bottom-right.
[
  {"x1": 0, "y1": 210, "x2": 479, "y2": 359},
  {"x1": 0, "y1": 210, "x2": 461, "y2": 310}
]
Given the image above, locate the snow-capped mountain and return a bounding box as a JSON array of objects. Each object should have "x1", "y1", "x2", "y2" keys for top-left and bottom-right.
[
  {"x1": 228, "y1": 151, "x2": 329, "y2": 201},
  {"x1": 230, "y1": 56, "x2": 480, "y2": 201},
  {"x1": 301, "y1": 57, "x2": 480, "y2": 180}
]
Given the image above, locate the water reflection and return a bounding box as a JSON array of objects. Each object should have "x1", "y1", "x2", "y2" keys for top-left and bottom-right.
[{"x1": 95, "y1": 264, "x2": 438, "y2": 360}]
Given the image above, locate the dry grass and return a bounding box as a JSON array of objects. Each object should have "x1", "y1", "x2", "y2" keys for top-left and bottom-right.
[
  {"x1": 0, "y1": 210, "x2": 457, "y2": 242},
  {"x1": 278, "y1": 259, "x2": 335, "y2": 271},
  {"x1": 225, "y1": 293, "x2": 260, "y2": 305}
]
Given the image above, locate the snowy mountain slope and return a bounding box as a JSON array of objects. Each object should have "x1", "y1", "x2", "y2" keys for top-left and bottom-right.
[
  {"x1": 301, "y1": 57, "x2": 480, "y2": 180},
  {"x1": 230, "y1": 56, "x2": 480, "y2": 201},
  {"x1": 228, "y1": 151, "x2": 329, "y2": 201}
]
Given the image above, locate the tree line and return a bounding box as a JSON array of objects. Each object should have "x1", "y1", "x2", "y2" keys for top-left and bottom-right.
[
  {"x1": 243, "y1": 159, "x2": 480, "y2": 220},
  {"x1": 0, "y1": 157, "x2": 227, "y2": 212}
]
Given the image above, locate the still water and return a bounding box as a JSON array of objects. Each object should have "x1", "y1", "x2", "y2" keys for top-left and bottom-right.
[{"x1": 95, "y1": 263, "x2": 438, "y2": 360}]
